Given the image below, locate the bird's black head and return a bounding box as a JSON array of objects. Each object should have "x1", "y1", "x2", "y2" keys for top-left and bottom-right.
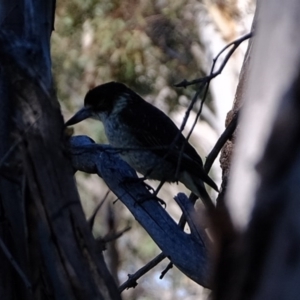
[
  {"x1": 65, "y1": 81, "x2": 130, "y2": 126},
  {"x1": 84, "y1": 81, "x2": 129, "y2": 112}
]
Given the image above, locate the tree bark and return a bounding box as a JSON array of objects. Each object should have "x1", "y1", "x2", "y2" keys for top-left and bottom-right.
[{"x1": 0, "y1": 1, "x2": 121, "y2": 299}]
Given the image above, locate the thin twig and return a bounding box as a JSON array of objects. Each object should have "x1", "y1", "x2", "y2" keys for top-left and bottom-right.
[
  {"x1": 88, "y1": 190, "x2": 110, "y2": 230},
  {"x1": 204, "y1": 112, "x2": 239, "y2": 173},
  {"x1": 119, "y1": 252, "x2": 167, "y2": 292},
  {"x1": 175, "y1": 34, "x2": 249, "y2": 194},
  {"x1": 102, "y1": 226, "x2": 131, "y2": 243},
  {"x1": 119, "y1": 194, "x2": 198, "y2": 289},
  {"x1": 175, "y1": 32, "x2": 253, "y2": 88},
  {"x1": 160, "y1": 263, "x2": 173, "y2": 279},
  {"x1": 174, "y1": 88, "x2": 203, "y2": 180}
]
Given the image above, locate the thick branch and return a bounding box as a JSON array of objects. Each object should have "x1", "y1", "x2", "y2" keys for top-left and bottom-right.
[{"x1": 68, "y1": 136, "x2": 212, "y2": 287}]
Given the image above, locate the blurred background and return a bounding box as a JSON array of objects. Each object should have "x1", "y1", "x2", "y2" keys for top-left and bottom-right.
[{"x1": 52, "y1": 0, "x2": 255, "y2": 299}]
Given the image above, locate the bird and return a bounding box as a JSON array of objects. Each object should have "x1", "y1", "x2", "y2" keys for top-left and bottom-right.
[{"x1": 65, "y1": 82, "x2": 218, "y2": 210}]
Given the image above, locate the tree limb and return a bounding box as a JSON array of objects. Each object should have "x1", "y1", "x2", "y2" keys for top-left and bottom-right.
[{"x1": 68, "y1": 135, "x2": 212, "y2": 288}]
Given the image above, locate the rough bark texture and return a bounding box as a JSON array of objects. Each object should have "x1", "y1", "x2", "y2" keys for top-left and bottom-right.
[{"x1": 0, "y1": 1, "x2": 121, "y2": 299}]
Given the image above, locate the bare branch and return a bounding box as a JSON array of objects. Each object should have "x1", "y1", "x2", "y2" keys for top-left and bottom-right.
[
  {"x1": 204, "y1": 112, "x2": 239, "y2": 173},
  {"x1": 68, "y1": 135, "x2": 212, "y2": 288},
  {"x1": 175, "y1": 32, "x2": 253, "y2": 88},
  {"x1": 119, "y1": 252, "x2": 167, "y2": 292}
]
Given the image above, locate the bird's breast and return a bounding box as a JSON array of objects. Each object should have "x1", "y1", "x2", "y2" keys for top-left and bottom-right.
[
  {"x1": 103, "y1": 117, "x2": 132, "y2": 147},
  {"x1": 103, "y1": 117, "x2": 177, "y2": 181}
]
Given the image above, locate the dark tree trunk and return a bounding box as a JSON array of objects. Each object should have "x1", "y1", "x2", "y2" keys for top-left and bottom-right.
[{"x1": 0, "y1": 1, "x2": 121, "y2": 299}]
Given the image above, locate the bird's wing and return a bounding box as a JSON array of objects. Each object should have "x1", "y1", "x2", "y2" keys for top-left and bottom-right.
[{"x1": 119, "y1": 96, "x2": 218, "y2": 191}]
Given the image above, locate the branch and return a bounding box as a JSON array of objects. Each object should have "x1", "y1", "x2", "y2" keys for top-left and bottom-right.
[
  {"x1": 173, "y1": 34, "x2": 250, "y2": 189},
  {"x1": 204, "y1": 112, "x2": 239, "y2": 173},
  {"x1": 175, "y1": 32, "x2": 253, "y2": 88},
  {"x1": 68, "y1": 135, "x2": 212, "y2": 288},
  {"x1": 119, "y1": 252, "x2": 167, "y2": 292}
]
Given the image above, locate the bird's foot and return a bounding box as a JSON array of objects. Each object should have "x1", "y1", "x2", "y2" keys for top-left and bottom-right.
[
  {"x1": 140, "y1": 180, "x2": 166, "y2": 207},
  {"x1": 137, "y1": 194, "x2": 166, "y2": 208},
  {"x1": 121, "y1": 176, "x2": 166, "y2": 207},
  {"x1": 121, "y1": 176, "x2": 156, "y2": 192},
  {"x1": 121, "y1": 175, "x2": 146, "y2": 185}
]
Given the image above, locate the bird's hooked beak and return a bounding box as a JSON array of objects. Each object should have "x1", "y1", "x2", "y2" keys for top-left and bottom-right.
[{"x1": 65, "y1": 107, "x2": 92, "y2": 127}]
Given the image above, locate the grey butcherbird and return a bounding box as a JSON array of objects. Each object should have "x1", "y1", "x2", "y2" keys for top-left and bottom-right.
[{"x1": 65, "y1": 82, "x2": 218, "y2": 210}]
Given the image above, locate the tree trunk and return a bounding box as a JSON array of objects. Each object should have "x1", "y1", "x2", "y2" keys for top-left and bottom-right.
[{"x1": 0, "y1": 1, "x2": 120, "y2": 299}]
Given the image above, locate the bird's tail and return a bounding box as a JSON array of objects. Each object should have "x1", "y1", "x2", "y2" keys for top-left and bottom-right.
[
  {"x1": 194, "y1": 180, "x2": 215, "y2": 211},
  {"x1": 180, "y1": 171, "x2": 216, "y2": 211},
  {"x1": 199, "y1": 171, "x2": 219, "y2": 193}
]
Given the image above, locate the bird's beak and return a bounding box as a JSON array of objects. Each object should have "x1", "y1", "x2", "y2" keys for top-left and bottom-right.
[{"x1": 65, "y1": 107, "x2": 92, "y2": 127}]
